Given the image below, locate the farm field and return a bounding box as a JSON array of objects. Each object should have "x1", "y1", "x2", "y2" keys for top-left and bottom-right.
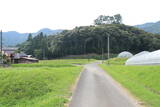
[
  {"x1": 0, "y1": 59, "x2": 93, "y2": 107},
  {"x1": 100, "y1": 58, "x2": 160, "y2": 107},
  {"x1": 11, "y1": 59, "x2": 95, "y2": 67}
]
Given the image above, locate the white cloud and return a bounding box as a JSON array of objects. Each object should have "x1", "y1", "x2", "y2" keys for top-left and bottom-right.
[{"x1": 0, "y1": 0, "x2": 160, "y2": 33}]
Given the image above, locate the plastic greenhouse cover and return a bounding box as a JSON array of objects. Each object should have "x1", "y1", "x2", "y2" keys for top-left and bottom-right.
[
  {"x1": 133, "y1": 51, "x2": 150, "y2": 57},
  {"x1": 125, "y1": 50, "x2": 160, "y2": 65},
  {"x1": 118, "y1": 51, "x2": 133, "y2": 58}
]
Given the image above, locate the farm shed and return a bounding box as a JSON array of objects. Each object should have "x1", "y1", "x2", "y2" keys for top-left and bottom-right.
[
  {"x1": 13, "y1": 53, "x2": 38, "y2": 64},
  {"x1": 14, "y1": 57, "x2": 39, "y2": 64}
]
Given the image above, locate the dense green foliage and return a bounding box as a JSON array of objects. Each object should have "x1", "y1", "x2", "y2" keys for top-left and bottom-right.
[
  {"x1": 94, "y1": 14, "x2": 122, "y2": 25},
  {"x1": 19, "y1": 24, "x2": 160, "y2": 59},
  {"x1": 18, "y1": 33, "x2": 49, "y2": 59},
  {"x1": 0, "y1": 59, "x2": 93, "y2": 107},
  {"x1": 100, "y1": 63, "x2": 160, "y2": 107}
]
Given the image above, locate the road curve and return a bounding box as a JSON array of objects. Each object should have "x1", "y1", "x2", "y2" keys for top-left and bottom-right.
[{"x1": 69, "y1": 62, "x2": 140, "y2": 107}]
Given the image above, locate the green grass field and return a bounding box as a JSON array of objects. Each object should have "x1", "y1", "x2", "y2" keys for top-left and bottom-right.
[
  {"x1": 0, "y1": 59, "x2": 93, "y2": 107},
  {"x1": 12, "y1": 59, "x2": 94, "y2": 67},
  {"x1": 100, "y1": 58, "x2": 160, "y2": 107}
]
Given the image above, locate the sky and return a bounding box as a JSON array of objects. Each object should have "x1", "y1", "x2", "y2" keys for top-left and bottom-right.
[{"x1": 0, "y1": 0, "x2": 160, "y2": 33}]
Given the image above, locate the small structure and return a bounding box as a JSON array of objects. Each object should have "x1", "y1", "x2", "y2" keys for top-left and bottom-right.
[
  {"x1": 117, "y1": 51, "x2": 133, "y2": 58},
  {"x1": 2, "y1": 47, "x2": 18, "y2": 56},
  {"x1": 1, "y1": 48, "x2": 38, "y2": 64},
  {"x1": 13, "y1": 53, "x2": 38, "y2": 64},
  {"x1": 125, "y1": 50, "x2": 160, "y2": 65}
]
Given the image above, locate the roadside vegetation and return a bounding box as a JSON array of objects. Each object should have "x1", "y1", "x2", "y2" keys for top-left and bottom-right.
[
  {"x1": 107, "y1": 58, "x2": 128, "y2": 65},
  {"x1": 0, "y1": 59, "x2": 93, "y2": 107},
  {"x1": 100, "y1": 58, "x2": 160, "y2": 107}
]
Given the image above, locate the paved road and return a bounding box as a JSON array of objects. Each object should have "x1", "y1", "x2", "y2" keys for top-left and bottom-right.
[{"x1": 69, "y1": 62, "x2": 140, "y2": 107}]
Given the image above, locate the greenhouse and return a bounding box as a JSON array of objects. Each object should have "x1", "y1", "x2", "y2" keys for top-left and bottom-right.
[
  {"x1": 125, "y1": 50, "x2": 160, "y2": 65},
  {"x1": 133, "y1": 51, "x2": 150, "y2": 57},
  {"x1": 117, "y1": 51, "x2": 133, "y2": 58}
]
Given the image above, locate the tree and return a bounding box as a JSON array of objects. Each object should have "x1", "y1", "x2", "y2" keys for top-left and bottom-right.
[
  {"x1": 114, "y1": 14, "x2": 122, "y2": 24},
  {"x1": 94, "y1": 14, "x2": 122, "y2": 25},
  {"x1": 27, "y1": 33, "x2": 33, "y2": 41},
  {"x1": 94, "y1": 15, "x2": 105, "y2": 25},
  {"x1": 26, "y1": 33, "x2": 33, "y2": 55},
  {"x1": 34, "y1": 49, "x2": 42, "y2": 59}
]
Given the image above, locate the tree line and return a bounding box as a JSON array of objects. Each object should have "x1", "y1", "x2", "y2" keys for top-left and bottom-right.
[
  {"x1": 94, "y1": 14, "x2": 122, "y2": 25},
  {"x1": 18, "y1": 23, "x2": 160, "y2": 59}
]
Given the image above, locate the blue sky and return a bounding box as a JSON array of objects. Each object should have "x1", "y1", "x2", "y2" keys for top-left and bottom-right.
[{"x1": 0, "y1": 0, "x2": 160, "y2": 33}]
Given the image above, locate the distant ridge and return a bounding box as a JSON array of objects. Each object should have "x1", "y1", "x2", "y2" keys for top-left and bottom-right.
[
  {"x1": 2, "y1": 28, "x2": 63, "y2": 46},
  {"x1": 35, "y1": 28, "x2": 62, "y2": 36},
  {"x1": 135, "y1": 21, "x2": 160, "y2": 34}
]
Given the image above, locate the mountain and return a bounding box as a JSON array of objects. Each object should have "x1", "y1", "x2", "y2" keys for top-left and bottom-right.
[
  {"x1": 2, "y1": 28, "x2": 62, "y2": 46},
  {"x1": 35, "y1": 28, "x2": 62, "y2": 36},
  {"x1": 135, "y1": 21, "x2": 160, "y2": 34},
  {"x1": 3, "y1": 31, "x2": 29, "y2": 47}
]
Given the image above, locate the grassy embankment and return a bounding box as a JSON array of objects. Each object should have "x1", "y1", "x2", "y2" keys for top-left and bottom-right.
[
  {"x1": 0, "y1": 59, "x2": 94, "y2": 107},
  {"x1": 100, "y1": 58, "x2": 160, "y2": 107}
]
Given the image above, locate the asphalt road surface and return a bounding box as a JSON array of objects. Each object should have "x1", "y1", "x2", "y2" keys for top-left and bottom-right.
[{"x1": 69, "y1": 62, "x2": 141, "y2": 107}]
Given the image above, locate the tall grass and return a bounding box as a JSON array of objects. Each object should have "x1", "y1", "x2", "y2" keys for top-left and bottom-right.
[
  {"x1": 0, "y1": 59, "x2": 91, "y2": 107},
  {"x1": 106, "y1": 58, "x2": 128, "y2": 65}
]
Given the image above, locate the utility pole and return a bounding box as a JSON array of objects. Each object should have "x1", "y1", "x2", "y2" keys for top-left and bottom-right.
[
  {"x1": 101, "y1": 37, "x2": 104, "y2": 64},
  {"x1": 84, "y1": 40, "x2": 89, "y2": 62},
  {"x1": 107, "y1": 35, "x2": 110, "y2": 65},
  {"x1": 84, "y1": 42, "x2": 86, "y2": 60},
  {"x1": 102, "y1": 46, "x2": 104, "y2": 63},
  {"x1": 43, "y1": 48, "x2": 45, "y2": 60},
  {"x1": 43, "y1": 37, "x2": 45, "y2": 60},
  {"x1": 0, "y1": 30, "x2": 3, "y2": 64}
]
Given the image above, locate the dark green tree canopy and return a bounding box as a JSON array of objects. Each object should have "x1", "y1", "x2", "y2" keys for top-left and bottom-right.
[
  {"x1": 94, "y1": 14, "x2": 122, "y2": 25},
  {"x1": 27, "y1": 33, "x2": 33, "y2": 41},
  {"x1": 19, "y1": 24, "x2": 160, "y2": 59}
]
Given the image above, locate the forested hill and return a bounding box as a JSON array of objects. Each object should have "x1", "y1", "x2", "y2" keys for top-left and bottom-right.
[{"x1": 19, "y1": 24, "x2": 160, "y2": 59}]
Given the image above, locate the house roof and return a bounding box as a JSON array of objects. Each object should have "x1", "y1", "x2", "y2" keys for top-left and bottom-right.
[
  {"x1": 2, "y1": 48, "x2": 18, "y2": 51},
  {"x1": 21, "y1": 57, "x2": 38, "y2": 61},
  {"x1": 2, "y1": 47, "x2": 18, "y2": 55},
  {"x1": 14, "y1": 53, "x2": 27, "y2": 59}
]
